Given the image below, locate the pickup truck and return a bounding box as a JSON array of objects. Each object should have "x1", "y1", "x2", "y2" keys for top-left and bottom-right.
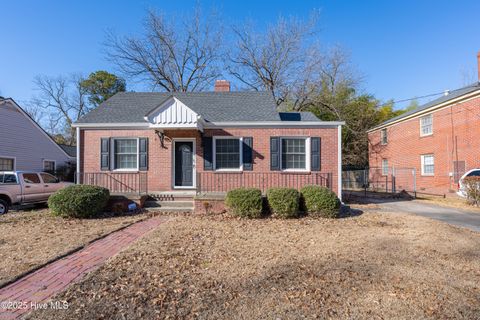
[{"x1": 0, "y1": 171, "x2": 74, "y2": 214}]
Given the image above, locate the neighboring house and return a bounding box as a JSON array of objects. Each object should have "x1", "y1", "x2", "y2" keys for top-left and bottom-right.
[
  {"x1": 0, "y1": 98, "x2": 74, "y2": 173},
  {"x1": 368, "y1": 53, "x2": 480, "y2": 196},
  {"x1": 58, "y1": 144, "x2": 77, "y2": 159},
  {"x1": 74, "y1": 80, "x2": 344, "y2": 202}
]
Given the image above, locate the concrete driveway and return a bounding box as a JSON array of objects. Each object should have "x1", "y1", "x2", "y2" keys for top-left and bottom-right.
[{"x1": 366, "y1": 199, "x2": 480, "y2": 232}]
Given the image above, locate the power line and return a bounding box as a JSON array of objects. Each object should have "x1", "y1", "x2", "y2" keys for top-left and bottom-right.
[{"x1": 376, "y1": 83, "x2": 479, "y2": 109}]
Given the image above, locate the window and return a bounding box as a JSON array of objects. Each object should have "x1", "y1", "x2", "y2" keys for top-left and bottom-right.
[
  {"x1": 281, "y1": 138, "x2": 307, "y2": 170},
  {"x1": 40, "y1": 173, "x2": 59, "y2": 183},
  {"x1": 215, "y1": 138, "x2": 241, "y2": 170},
  {"x1": 43, "y1": 160, "x2": 55, "y2": 172},
  {"x1": 0, "y1": 157, "x2": 14, "y2": 171},
  {"x1": 420, "y1": 114, "x2": 433, "y2": 136},
  {"x1": 23, "y1": 173, "x2": 41, "y2": 184},
  {"x1": 0, "y1": 174, "x2": 17, "y2": 184},
  {"x1": 113, "y1": 139, "x2": 138, "y2": 170},
  {"x1": 421, "y1": 154, "x2": 434, "y2": 176},
  {"x1": 381, "y1": 129, "x2": 388, "y2": 145},
  {"x1": 382, "y1": 159, "x2": 389, "y2": 175}
]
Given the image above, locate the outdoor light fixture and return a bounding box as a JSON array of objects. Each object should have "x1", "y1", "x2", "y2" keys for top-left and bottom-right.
[{"x1": 155, "y1": 130, "x2": 167, "y2": 148}]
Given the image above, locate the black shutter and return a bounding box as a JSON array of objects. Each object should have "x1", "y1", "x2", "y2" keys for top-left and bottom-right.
[
  {"x1": 100, "y1": 138, "x2": 110, "y2": 171},
  {"x1": 270, "y1": 137, "x2": 280, "y2": 171},
  {"x1": 203, "y1": 137, "x2": 213, "y2": 170},
  {"x1": 243, "y1": 137, "x2": 253, "y2": 171},
  {"x1": 311, "y1": 137, "x2": 321, "y2": 171},
  {"x1": 139, "y1": 138, "x2": 148, "y2": 171}
]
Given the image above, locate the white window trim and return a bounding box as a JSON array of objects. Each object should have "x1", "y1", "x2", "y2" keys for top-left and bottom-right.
[
  {"x1": 381, "y1": 159, "x2": 388, "y2": 176},
  {"x1": 213, "y1": 136, "x2": 243, "y2": 172},
  {"x1": 419, "y1": 114, "x2": 433, "y2": 137},
  {"x1": 43, "y1": 159, "x2": 56, "y2": 171},
  {"x1": 111, "y1": 138, "x2": 140, "y2": 172},
  {"x1": 0, "y1": 156, "x2": 16, "y2": 171},
  {"x1": 381, "y1": 128, "x2": 388, "y2": 145},
  {"x1": 421, "y1": 154, "x2": 435, "y2": 176},
  {"x1": 280, "y1": 137, "x2": 311, "y2": 172}
]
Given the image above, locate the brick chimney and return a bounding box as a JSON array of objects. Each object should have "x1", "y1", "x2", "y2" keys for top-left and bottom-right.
[
  {"x1": 477, "y1": 51, "x2": 480, "y2": 82},
  {"x1": 214, "y1": 80, "x2": 230, "y2": 92}
]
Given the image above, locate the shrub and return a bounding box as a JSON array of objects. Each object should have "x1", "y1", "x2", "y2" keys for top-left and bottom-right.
[
  {"x1": 225, "y1": 188, "x2": 263, "y2": 218},
  {"x1": 301, "y1": 185, "x2": 341, "y2": 218},
  {"x1": 266, "y1": 188, "x2": 300, "y2": 218},
  {"x1": 48, "y1": 185, "x2": 110, "y2": 218},
  {"x1": 463, "y1": 176, "x2": 480, "y2": 206}
]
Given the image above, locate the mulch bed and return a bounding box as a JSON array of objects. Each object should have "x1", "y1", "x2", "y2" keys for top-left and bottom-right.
[{"x1": 32, "y1": 210, "x2": 480, "y2": 319}]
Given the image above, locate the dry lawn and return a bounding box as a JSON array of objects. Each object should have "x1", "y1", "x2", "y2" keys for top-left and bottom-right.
[
  {"x1": 0, "y1": 208, "x2": 146, "y2": 287},
  {"x1": 416, "y1": 195, "x2": 480, "y2": 213},
  {"x1": 33, "y1": 211, "x2": 480, "y2": 319}
]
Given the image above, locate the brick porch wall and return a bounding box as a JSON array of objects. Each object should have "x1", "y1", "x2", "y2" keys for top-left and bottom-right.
[
  {"x1": 368, "y1": 94, "x2": 480, "y2": 195},
  {"x1": 80, "y1": 127, "x2": 340, "y2": 195}
]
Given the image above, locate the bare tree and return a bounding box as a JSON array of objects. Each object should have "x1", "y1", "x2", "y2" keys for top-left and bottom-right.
[
  {"x1": 32, "y1": 74, "x2": 88, "y2": 145},
  {"x1": 23, "y1": 102, "x2": 44, "y2": 124},
  {"x1": 228, "y1": 14, "x2": 323, "y2": 110},
  {"x1": 105, "y1": 8, "x2": 222, "y2": 92}
]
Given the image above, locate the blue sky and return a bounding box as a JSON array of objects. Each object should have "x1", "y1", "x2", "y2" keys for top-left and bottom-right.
[{"x1": 1, "y1": 0, "x2": 479, "y2": 109}]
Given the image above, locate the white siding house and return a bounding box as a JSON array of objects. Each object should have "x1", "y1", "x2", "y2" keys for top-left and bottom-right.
[{"x1": 0, "y1": 98, "x2": 74, "y2": 172}]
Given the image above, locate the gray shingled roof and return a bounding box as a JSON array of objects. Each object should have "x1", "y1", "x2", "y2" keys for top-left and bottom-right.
[
  {"x1": 76, "y1": 91, "x2": 322, "y2": 124},
  {"x1": 58, "y1": 144, "x2": 76, "y2": 157},
  {"x1": 374, "y1": 82, "x2": 480, "y2": 129}
]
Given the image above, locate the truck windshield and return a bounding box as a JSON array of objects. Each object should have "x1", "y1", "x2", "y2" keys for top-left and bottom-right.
[{"x1": 0, "y1": 174, "x2": 17, "y2": 184}]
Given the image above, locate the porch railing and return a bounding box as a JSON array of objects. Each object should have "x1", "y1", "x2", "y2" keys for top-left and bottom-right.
[
  {"x1": 75, "y1": 172, "x2": 148, "y2": 195},
  {"x1": 196, "y1": 172, "x2": 332, "y2": 195}
]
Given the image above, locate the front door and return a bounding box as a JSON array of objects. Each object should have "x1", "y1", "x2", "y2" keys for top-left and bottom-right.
[{"x1": 174, "y1": 141, "x2": 194, "y2": 187}]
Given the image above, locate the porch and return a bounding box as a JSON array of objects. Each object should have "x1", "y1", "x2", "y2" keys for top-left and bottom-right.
[{"x1": 75, "y1": 171, "x2": 333, "y2": 196}]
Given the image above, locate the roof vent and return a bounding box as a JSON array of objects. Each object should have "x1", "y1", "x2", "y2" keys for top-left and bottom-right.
[{"x1": 444, "y1": 90, "x2": 450, "y2": 96}]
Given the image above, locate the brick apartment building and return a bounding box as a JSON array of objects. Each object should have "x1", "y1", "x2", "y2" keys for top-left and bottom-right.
[{"x1": 368, "y1": 53, "x2": 480, "y2": 196}]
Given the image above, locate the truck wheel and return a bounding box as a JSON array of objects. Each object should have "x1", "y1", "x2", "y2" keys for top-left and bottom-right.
[{"x1": 0, "y1": 199, "x2": 9, "y2": 215}]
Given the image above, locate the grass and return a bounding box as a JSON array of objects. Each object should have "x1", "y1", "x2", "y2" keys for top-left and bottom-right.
[
  {"x1": 0, "y1": 207, "x2": 146, "y2": 287},
  {"x1": 416, "y1": 195, "x2": 480, "y2": 212},
  {"x1": 32, "y1": 208, "x2": 480, "y2": 319}
]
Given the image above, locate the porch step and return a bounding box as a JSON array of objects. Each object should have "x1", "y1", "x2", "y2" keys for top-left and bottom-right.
[
  {"x1": 149, "y1": 191, "x2": 196, "y2": 202},
  {"x1": 144, "y1": 200, "x2": 193, "y2": 208},
  {"x1": 144, "y1": 199, "x2": 194, "y2": 213}
]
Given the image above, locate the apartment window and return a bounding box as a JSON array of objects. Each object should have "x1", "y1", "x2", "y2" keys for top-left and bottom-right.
[
  {"x1": 421, "y1": 154, "x2": 434, "y2": 176},
  {"x1": 420, "y1": 114, "x2": 433, "y2": 136},
  {"x1": 113, "y1": 139, "x2": 138, "y2": 170},
  {"x1": 43, "y1": 160, "x2": 55, "y2": 172},
  {"x1": 382, "y1": 159, "x2": 389, "y2": 175},
  {"x1": 281, "y1": 138, "x2": 307, "y2": 170},
  {"x1": 214, "y1": 138, "x2": 241, "y2": 170},
  {"x1": 381, "y1": 128, "x2": 388, "y2": 145},
  {"x1": 0, "y1": 157, "x2": 14, "y2": 171}
]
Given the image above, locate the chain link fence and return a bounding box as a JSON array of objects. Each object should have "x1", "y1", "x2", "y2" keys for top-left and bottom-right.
[{"x1": 343, "y1": 167, "x2": 417, "y2": 195}]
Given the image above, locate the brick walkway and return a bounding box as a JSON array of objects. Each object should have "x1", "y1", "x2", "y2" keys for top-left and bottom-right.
[{"x1": 0, "y1": 215, "x2": 169, "y2": 319}]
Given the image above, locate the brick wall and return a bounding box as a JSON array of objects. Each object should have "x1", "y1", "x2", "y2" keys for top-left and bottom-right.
[
  {"x1": 368, "y1": 94, "x2": 480, "y2": 195},
  {"x1": 80, "y1": 127, "x2": 340, "y2": 195}
]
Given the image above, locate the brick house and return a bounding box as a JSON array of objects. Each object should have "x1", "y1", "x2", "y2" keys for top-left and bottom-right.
[
  {"x1": 368, "y1": 53, "x2": 480, "y2": 196},
  {"x1": 74, "y1": 81, "x2": 343, "y2": 210}
]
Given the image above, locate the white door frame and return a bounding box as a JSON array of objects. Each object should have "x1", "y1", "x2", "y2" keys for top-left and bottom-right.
[{"x1": 172, "y1": 138, "x2": 196, "y2": 189}]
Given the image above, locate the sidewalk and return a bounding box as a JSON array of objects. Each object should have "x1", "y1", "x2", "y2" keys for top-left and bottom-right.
[{"x1": 0, "y1": 215, "x2": 169, "y2": 319}]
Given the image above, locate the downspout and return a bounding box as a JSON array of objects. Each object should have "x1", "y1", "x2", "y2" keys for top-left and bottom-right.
[
  {"x1": 338, "y1": 124, "x2": 342, "y2": 202},
  {"x1": 76, "y1": 127, "x2": 80, "y2": 184}
]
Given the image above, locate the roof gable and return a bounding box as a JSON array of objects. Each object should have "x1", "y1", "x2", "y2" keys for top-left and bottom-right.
[
  {"x1": 145, "y1": 97, "x2": 200, "y2": 128},
  {"x1": 0, "y1": 98, "x2": 73, "y2": 159}
]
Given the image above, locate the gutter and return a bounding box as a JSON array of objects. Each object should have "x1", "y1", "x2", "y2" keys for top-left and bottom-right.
[{"x1": 367, "y1": 89, "x2": 480, "y2": 133}]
